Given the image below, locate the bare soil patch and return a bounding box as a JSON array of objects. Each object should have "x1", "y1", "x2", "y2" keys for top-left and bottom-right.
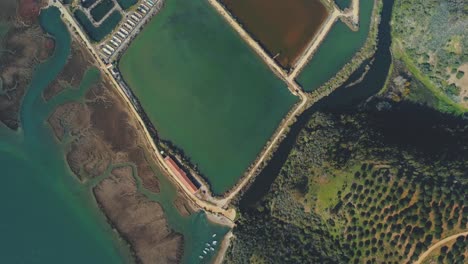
[{"x1": 94, "y1": 167, "x2": 183, "y2": 264}]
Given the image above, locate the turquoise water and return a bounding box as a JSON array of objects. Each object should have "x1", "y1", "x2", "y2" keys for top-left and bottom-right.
[
  {"x1": 0, "y1": 6, "x2": 228, "y2": 264},
  {"x1": 298, "y1": 0, "x2": 375, "y2": 91},
  {"x1": 0, "y1": 7, "x2": 129, "y2": 263},
  {"x1": 139, "y1": 165, "x2": 230, "y2": 264}
]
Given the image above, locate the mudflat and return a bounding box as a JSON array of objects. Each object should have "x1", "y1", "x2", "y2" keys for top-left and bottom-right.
[
  {"x1": 0, "y1": 0, "x2": 53, "y2": 129},
  {"x1": 94, "y1": 166, "x2": 183, "y2": 264},
  {"x1": 47, "y1": 38, "x2": 184, "y2": 262},
  {"x1": 221, "y1": 0, "x2": 328, "y2": 69}
]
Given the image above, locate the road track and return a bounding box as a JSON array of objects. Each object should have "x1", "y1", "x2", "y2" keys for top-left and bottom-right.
[{"x1": 413, "y1": 231, "x2": 468, "y2": 264}]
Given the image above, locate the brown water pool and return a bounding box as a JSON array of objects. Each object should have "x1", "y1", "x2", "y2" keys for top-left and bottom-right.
[{"x1": 221, "y1": 0, "x2": 329, "y2": 69}]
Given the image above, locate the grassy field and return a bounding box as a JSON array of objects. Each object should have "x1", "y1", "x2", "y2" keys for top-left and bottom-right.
[{"x1": 119, "y1": 0, "x2": 296, "y2": 195}]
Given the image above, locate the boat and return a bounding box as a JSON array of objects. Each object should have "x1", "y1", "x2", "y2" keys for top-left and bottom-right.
[
  {"x1": 199, "y1": 256, "x2": 203, "y2": 259},
  {"x1": 212, "y1": 234, "x2": 217, "y2": 238},
  {"x1": 212, "y1": 241, "x2": 217, "y2": 245},
  {"x1": 203, "y1": 250, "x2": 207, "y2": 254}
]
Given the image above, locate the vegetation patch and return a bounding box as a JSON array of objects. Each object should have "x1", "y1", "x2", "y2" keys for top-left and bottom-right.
[
  {"x1": 384, "y1": 54, "x2": 466, "y2": 115},
  {"x1": 74, "y1": 9, "x2": 121, "y2": 42},
  {"x1": 392, "y1": 0, "x2": 468, "y2": 108},
  {"x1": 228, "y1": 99, "x2": 467, "y2": 263}
]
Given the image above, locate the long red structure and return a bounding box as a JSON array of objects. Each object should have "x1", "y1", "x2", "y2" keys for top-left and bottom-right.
[{"x1": 164, "y1": 156, "x2": 199, "y2": 194}]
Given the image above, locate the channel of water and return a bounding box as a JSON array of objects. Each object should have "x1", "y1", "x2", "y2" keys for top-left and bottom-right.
[
  {"x1": 239, "y1": 0, "x2": 395, "y2": 209},
  {"x1": 0, "y1": 7, "x2": 228, "y2": 264}
]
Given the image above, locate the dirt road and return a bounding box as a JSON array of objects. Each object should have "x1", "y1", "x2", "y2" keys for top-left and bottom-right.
[
  {"x1": 289, "y1": 9, "x2": 341, "y2": 81},
  {"x1": 414, "y1": 231, "x2": 468, "y2": 264}
]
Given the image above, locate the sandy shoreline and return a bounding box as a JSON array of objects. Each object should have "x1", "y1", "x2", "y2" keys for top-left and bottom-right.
[{"x1": 212, "y1": 231, "x2": 233, "y2": 264}]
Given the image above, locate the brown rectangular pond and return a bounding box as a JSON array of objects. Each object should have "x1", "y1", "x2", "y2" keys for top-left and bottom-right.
[{"x1": 221, "y1": 0, "x2": 329, "y2": 69}]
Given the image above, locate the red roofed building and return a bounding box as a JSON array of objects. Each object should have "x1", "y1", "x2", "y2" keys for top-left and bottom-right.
[{"x1": 164, "y1": 156, "x2": 199, "y2": 194}]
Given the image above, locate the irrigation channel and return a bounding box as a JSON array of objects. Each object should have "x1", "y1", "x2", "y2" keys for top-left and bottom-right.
[{"x1": 239, "y1": 0, "x2": 395, "y2": 209}]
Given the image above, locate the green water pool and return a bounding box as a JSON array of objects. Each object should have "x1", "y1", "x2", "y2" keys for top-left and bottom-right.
[
  {"x1": 119, "y1": 0, "x2": 297, "y2": 195},
  {"x1": 298, "y1": 0, "x2": 375, "y2": 92},
  {"x1": 74, "y1": 9, "x2": 121, "y2": 42},
  {"x1": 335, "y1": 0, "x2": 351, "y2": 10}
]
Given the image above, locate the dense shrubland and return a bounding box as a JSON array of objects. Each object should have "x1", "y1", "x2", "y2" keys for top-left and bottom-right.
[
  {"x1": 226, "y1": 99, "x2": 467, "y2": 263},
  {"x1": 392, "y1": 0, "x2": 468, "y2": 107}
]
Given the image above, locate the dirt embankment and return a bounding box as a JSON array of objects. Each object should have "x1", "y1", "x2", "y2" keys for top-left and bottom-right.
[
  {"x1": 0, "y1": 0, "x2": 53, "y2": 130},
  {"x1": 47, "y1": 39, "x2": 187, "y2": 262},
  {"x1": 94, "y1": 166, "x2": 183, "y2": 264}
]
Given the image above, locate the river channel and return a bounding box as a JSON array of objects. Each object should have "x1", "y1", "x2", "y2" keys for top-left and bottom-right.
[{"x1": 239, "y1": 0, "x2": 395, "y2": 209}]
